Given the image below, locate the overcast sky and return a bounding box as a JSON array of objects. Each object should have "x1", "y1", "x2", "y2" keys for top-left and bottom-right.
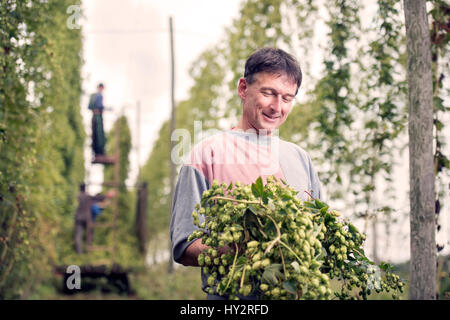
[{"x1": 79, "y1": 0, "x2": 449, "y2": 263}]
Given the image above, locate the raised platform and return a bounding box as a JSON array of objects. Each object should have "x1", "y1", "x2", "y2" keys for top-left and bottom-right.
[{"x1": 92, "y1": 154, "x2": 117, "y2": 164}]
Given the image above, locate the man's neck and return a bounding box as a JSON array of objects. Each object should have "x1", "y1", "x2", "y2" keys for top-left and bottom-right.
[{"x1": 233, "y1": 119, "x2": 274, "y2": 136}]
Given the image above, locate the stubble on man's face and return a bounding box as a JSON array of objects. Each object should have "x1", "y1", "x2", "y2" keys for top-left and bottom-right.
[{"x1": 239, "y1": 72, "x2": 297, "y2": 134}]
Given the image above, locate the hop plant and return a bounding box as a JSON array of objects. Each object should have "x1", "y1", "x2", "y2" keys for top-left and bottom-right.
[{"x1": 187, "y1": 176, "x2": 405, "y2": 300}]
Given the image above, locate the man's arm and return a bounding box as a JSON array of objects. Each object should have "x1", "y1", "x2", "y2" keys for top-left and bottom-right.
[
  {"x1": 307, "y1": 154, "x2": 323, "y2": 201},
  {"x1": 179, "y1": 238, "x2": 208, "y2": 266},
  {"x1": 170, "y1": 165, "x2": 210, "y2": 265},
  {"x1": 90, "y1": 194, "x2": 106, "y2": 202},
  {"x1": 180, "y1": 239, "x2": 233, "y2": 267}
]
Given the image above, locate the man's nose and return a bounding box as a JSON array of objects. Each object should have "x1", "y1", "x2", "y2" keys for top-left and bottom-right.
[{"x1": 271, "y1": 95, "x2": 282, "y2": 113}]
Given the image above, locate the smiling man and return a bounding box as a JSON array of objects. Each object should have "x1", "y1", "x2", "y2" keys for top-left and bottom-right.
[
  {"x1": 235, "y1": 48, "x2": 299, "y2": 134},
  {"x1": 170, "y1": 47, "x2": 323, "y2": 300}
]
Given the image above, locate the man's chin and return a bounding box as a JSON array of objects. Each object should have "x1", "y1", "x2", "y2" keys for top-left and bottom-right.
[{"x1": 256, "y1": 124, "x2": 279, "y2": 135}]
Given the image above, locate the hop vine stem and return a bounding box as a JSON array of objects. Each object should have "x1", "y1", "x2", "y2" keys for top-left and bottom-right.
[
  {"x1": 212, "y1": 196, "x2": 260, "y2": 205},
  {"x1": 224, "y1": 242, "x2": 240, "y2": 292}
]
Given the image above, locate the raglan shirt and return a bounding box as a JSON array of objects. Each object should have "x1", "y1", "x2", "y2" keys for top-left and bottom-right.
[{"x1": 169, "y1": 129, "x2": 323, "y2": 295}]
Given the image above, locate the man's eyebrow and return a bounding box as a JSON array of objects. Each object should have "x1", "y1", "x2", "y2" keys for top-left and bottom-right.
[{"x1": 260, "y1": 87, "x2": 295, "y2": 97}]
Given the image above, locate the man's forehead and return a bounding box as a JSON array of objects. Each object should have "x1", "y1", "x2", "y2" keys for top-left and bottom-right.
[{"x1": 252, "y1": 71, "x2": 297, "y2": 92}]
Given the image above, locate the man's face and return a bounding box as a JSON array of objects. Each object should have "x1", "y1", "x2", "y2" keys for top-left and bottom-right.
[{"x1": 238, "y1": 71, "x2": 297, "y2": 134}]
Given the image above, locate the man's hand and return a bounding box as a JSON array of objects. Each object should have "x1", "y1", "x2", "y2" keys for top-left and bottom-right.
[
  {"x1": 180, "y1": 239, "x2": 235, "y2": 267},
  {"x1": 106, "y1": 189, "x2": 117, "y2": 198},
  {"x1": 180, "y1": 238, "x2": 208, "y2": 266},
  {"x1": 217, "y1": 243, "x2": 234, "y2": 256}
]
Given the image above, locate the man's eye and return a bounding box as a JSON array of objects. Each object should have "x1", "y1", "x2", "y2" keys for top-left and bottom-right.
[{"x1": 283, "y1": 97, "x2": 293, "y2": 103}]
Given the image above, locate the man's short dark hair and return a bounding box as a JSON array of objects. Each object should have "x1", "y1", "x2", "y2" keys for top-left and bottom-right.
[
  {"x1": 98, "y1": 83, "x2": 104, "y2": 88},
  {"x1": 80, "y1": 183, "x2": 86, "y2": 192},
  {"x1": 244, "y1": 47, "x2": 302, "y2": 94}
]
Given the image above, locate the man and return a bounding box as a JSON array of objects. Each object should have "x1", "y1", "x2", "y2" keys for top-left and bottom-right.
[
  {"x1": 74, "y1": 183, "x2": 115, "y2": 254},
  {"x1": 170, "y1": 48, "x2": 323, "y2": 299},
  {"x1": 88, "y1": 83, "x2": 107, "y2": 156}
]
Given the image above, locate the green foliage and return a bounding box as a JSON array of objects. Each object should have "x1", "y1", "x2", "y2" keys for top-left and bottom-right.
[
  {"x1": 132, "y1": 263, "x2": 205, "y2": 299},
  {"x1": 308, "y1": 0, "x2": 361, "y2": 188},
  {"x1": 139, "y1": 121, "x2": 171, "y2": 239},
  {"x1": 104, "y1": 116, "x2": 133, "y2": 225},
  {"x1": 282, "y1": 1, "x2": 409, "y2": 259},
  {"x1": 0, "y1": 0, "x2": 84, "y2": 299},
  {"x1": 341, "y1": 0, "x2": 407, "y2": 226},
  {"x1": 107, "y1": 116, "x2": 142, "y2": 264},
  {"x1": 189, "y1": 177, "x2": 404, "y2": 299}
]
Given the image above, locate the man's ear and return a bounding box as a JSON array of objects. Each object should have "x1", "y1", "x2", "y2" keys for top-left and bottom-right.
[{"x1": 238, "y1": 78, "x2": 247, "y2": 100}]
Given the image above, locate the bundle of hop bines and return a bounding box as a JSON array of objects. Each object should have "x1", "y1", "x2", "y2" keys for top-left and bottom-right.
[{"x1": 187, "y1": 176, "x2": 405, "y2": 300}]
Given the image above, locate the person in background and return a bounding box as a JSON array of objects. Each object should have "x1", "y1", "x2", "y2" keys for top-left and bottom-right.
[
  {"x1": 88, "y1": 83, "x2": 107, "y2": 156},
  {"x1": 90, "y1": 191, "x2": 115, "y2": 221},
  {"x1": 74, "y1": 183, "x2": 116, "y2": 254},
  {"x1": 91, "y1": 201, "x2": 103, "y2": 222}
]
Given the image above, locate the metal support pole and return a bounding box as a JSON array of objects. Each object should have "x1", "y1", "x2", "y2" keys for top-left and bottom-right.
[{"x1": 168, "y1": 16, "x2": 175, "y2": 274}]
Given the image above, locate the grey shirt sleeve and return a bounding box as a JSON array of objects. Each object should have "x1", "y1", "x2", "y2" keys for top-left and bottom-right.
[
  {"x1": 170, "y1": 165, "x2": 210, "y2": 264},
  {"x1": 279, "y1": 141, "x2": 324, "y2": 202},
  {"x1": 306, "y1": 153, "x2": 323, "y2": 201}
]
